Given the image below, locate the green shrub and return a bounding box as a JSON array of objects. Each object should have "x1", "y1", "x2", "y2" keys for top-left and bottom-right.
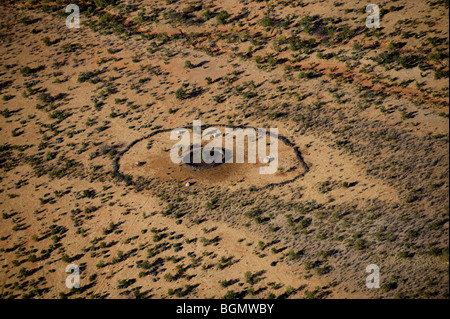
[
  {"x1": 259, "y1": 15, "x2": 274, "y2": 28},
  {"x1": 20, "y1": 66, "x2": 32, "y2": 76},
  {"x1": 93, "y1": 0, "x2": 119, "y2": 8},
  {"x1": 175, "y1": 88, "x2": 187, "y2": 100},
  {"x1": 216, "y1": 11, "x2": 230, "y2": 24},
  {"x1": 245, "y1": 271, "x2": 254, "y2": 285},
  {"x1": 202, "y1": 9, "x2": 213, "y2": 20},
  {"x1": 42, "y1": 37, "x2": 52, "y2": 46},
  {"x1": 224, "y1": 290, "x2": 236, "y2": 299},
  {"x1": 381, "y1": 281, "x2": 397, "y2": 292},
  {"x1": 288, "y1": 250, "x2": 300, "y2": 260},
  {"x1": 304, "y1": 290, "x2": 316, "y2": 299}
]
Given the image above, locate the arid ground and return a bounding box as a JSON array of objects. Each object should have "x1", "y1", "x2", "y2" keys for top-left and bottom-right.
[{"x1": 0, "y1": 0, "x2": 448, "y2": 299}]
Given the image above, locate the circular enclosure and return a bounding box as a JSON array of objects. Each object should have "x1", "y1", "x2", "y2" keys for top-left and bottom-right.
[{"x1": 116, "y1": 126, "x2": 309, "y2": 189}]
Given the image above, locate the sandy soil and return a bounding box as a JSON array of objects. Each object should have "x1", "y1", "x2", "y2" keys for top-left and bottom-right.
[{"x1": 0, "y1": 0, "x2": 448, "y2": 299}]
